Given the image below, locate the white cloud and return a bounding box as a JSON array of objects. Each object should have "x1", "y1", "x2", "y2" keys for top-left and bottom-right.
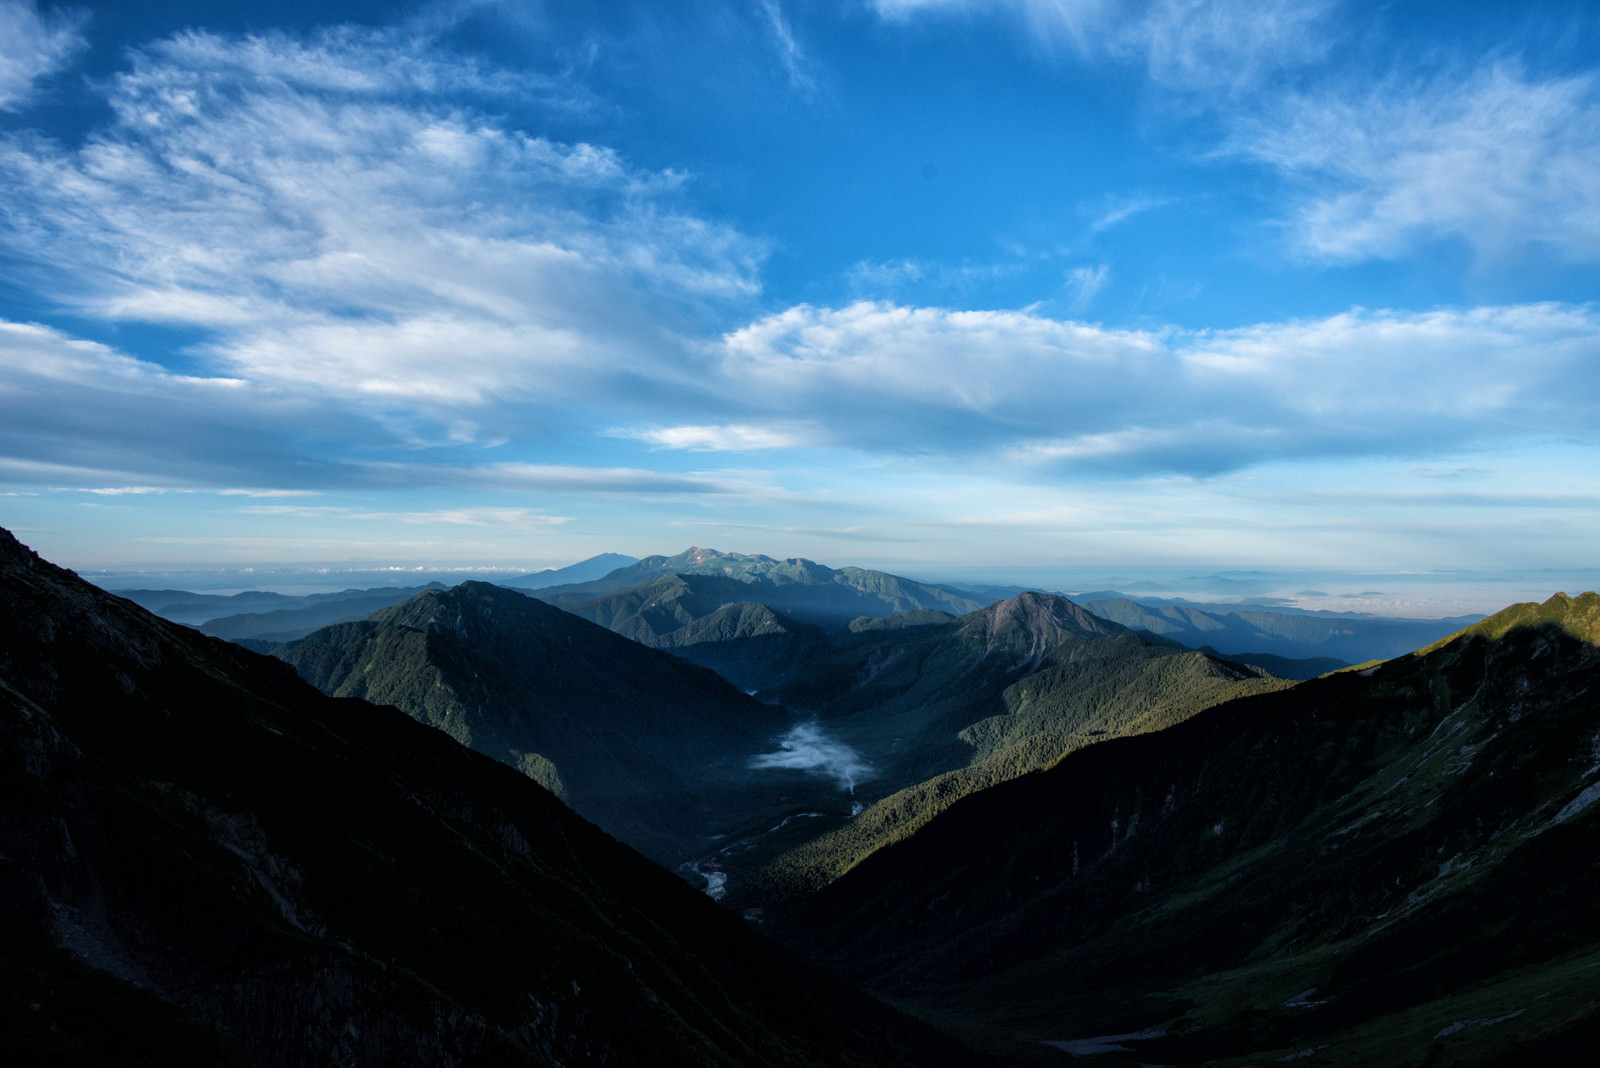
[
  {"x1": 617, "y1": 422, "x2": 819, "y2": 451},
  {"x1": 869, "y1": 0, "x2": 1334, "y2": 91},
  {"x1": 1126, "y1": 0, "x2": 1334, "y2": 93},
  {"x1": 0, "y1": 0, "x2": 86, "y2": 112},
  {"x1": 0, "y1": 318, "x2": 356, "y2": 488},
  {"x1": 1227, "y1": 64, "x2": 1600, "y2": 263},
  {"x1": 759, "y1": 0, "x2": 818, "y2": 94},
  {"x1": 1063, "y1": 263, "x2": 1109, "y2": 312},
  {"x1": 1084, "y1": 193, "x2": 1175, "y2": 234},
  {"x1": 0, "y1": 24, "x2": 761, "y2": 414},
  {"x1": 717, "y1": 300, "x2": 1600, "y2": 473},
  {"x1": 0, "y1": 319, "x2": 762, "y2": 497}
]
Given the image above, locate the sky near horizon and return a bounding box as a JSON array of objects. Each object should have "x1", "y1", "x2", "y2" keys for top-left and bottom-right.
[{"x1": 0, "y1": 0, "x2": 1597, "y2": 609}]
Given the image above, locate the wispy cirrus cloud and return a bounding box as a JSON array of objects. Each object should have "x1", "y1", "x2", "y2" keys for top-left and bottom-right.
[
  {"x1": 0, "y1": 23, "x2": 761, "y2": 421},
  {"x1": 1225, "y1": 64, "x2": 1600, "y2": 263},
  {"x1": 759, "y1": 0, "x2": 819, "y2": 95},
  {"x1": 870, "y1": 0, "x2": 1336, "y2": 92},
  {"x1": 0, "y1": 0, "x2": 86, "y2": 112}
]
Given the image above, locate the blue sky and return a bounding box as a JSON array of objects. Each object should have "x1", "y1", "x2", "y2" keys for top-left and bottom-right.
[{"x1": 0, "y1": 0, "x2": 1596, "y2": 612}]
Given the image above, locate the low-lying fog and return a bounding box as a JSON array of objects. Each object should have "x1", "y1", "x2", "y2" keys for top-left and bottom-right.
[{"x1": 750, "y1": 721, "x2": 873, "y2": 794}]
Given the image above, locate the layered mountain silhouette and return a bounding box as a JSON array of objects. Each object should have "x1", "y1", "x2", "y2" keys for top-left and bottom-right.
[
  {"x1": 113, "y1": 552, "x2": 639, "y2": 643},
  {"x1": 1080, "y1": 594, "x2": 1486, "y2": 667},
  {"x1": 273, "y1": 581, "x2": 794, "y2": 863},
  {"x1": 0, "y1": 527, "x2": 969, "y2": 1068},
  {"x1": 779, "y1": 592, "x2": 1600, "y2": 1065},
  {"x1": 116, "y1": 583, "x2": 449, "y2": 643},
  {"x1": 529, "y1": 549, "x2": 986, "y2": 691},
  {"x1": 744, "y1": 591, "x2": 1294, "y2": 896}
]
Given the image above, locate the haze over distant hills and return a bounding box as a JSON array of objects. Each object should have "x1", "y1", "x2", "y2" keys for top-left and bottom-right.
[{"x1": 112, "y1": 547, "x2": 1486, "y2": 669}]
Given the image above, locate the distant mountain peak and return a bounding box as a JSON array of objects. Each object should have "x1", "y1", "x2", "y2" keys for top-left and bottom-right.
[{"x1": 976, "y1": 590, "x2": 1119, "y2": 639}]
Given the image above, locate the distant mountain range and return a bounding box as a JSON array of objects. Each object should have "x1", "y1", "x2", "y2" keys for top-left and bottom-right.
[
  {"x1": 0, "y1": 526, "x2": 968, "y2": 1068},
  {"x1": 267, "y1": 570, "x2": 1294, "y2": 905},
  {"x1": 114, "y1": 547, "x2": 1482, "y2": 670},
  {"x1": 1077, "y1": 594, "x2": 1485, "y2": 666},
  {"x1": 532, "y1": 549, "x2": 987, "y2": 692}
]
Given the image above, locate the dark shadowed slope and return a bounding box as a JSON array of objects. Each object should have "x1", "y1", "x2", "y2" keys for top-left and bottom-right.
[
  {"x1": 273, "y1": 581, "x2": 793, "y2": 863},
  {"x1": 781, "y1": 592, "x2": 1600, "y2": 1066},
  {"x1": 0, "y1": 527, "x2": 972, "y2": 1068},
  {"x1": 737, "y1": 592, "x2": 1294, "y2": 898}
]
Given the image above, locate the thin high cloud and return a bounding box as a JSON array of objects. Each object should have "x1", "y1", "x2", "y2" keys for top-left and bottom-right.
[
  {"x1": 0, "y1": 0, "x2": 86, "y2": 112},
  {"x1": 0, "y1": 22, "x2": 761, "y2": 421},
  {"x1": 714, "y1": 300, "x2": 1600, "y2": 475},
  {"x1": 759, "y1": 0, "x2": 819, "y2": 95},
  {"x1": 876, "y1": 3, "x2": 1600, "y2": 269},
  {"x1": 871, "y1": 0, "x2": 1336, "y2": 91},
  {"x1": 1226, "y1": 64, "x2": 1600, "y2": 263}
]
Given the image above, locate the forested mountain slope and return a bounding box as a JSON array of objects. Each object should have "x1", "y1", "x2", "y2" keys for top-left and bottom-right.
[{"x1": 781, "y1": 592, "x2": 1600, "y2": 1066}]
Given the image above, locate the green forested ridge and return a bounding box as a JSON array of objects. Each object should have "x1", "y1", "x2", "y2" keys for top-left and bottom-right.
[
  {"x1": 776, "y1": 592, "x2": 1600, "y2": 1066},
  {"x1": 0, "y1": 526, "x2": 972, "y2": 1068},
  {"x1": 738, "y1": 593, "x2": 1294, "y2": 898},
  {"x1": 274, "y1": 581, "x2": 793, "y2": 862},
  {"x1": 530, "y1": 551, "x2": 992, "y2": 693}
]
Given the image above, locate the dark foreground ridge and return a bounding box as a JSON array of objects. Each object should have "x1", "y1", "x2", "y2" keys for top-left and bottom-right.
[
  {"x1": 0, "y1": 527, "x2": 973, "y2": 1068},
  {"x1": 781, "y1": 589, "x2": 1600, "y2": 1065}
]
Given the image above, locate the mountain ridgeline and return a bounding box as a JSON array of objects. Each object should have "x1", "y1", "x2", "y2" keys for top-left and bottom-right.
[
  {"x1": 273, "y1": 581, "x2": 793, "y2": 863},
  {"x1": 530, "y1": 548, "x2": 986, "y2": 691},
  {"x1": 778, "y1": 592, "x2": 1600, "y2": 1065},
  {"x1": 743, "y1": 591, "x2": 1296, "y2": 896},
  {"x1": 0, "y1": 527, "x2": 969, "y2": 1068}
]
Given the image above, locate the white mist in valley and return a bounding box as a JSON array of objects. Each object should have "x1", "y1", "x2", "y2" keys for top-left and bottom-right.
[{"x1": 750, "y1": 721, "x2": 873, "y2": 795}]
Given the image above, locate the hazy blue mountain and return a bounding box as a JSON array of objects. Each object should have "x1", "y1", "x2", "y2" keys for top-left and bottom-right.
[
  {"x1": 114, "y1": 583, "x2": 445, "y2": 635},
  {"x1": 502, "y1": 551, "x2": 639, "y2": 588},
  {"x1": 533, "y1": 547, "x2": 986, "y2": 624},
  {"x1": 780, "y1": 592, "x2": 1600, "y2": 1066},
  {"x1": 0, "y1": 526, "x2": 969, "y2": 1068},
  {"x1": 112, "y1": 586, "x2": 306, "y2": 624},
  {"x1": 273, "y1": 581, "x2": 800, "y2": 863},
  {"x1": 1081, "y1": 594, "x2": 1482, "y2": 664},
  {"x1": 197, "y1": 585, "x2": 449, "y2": 641}
]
